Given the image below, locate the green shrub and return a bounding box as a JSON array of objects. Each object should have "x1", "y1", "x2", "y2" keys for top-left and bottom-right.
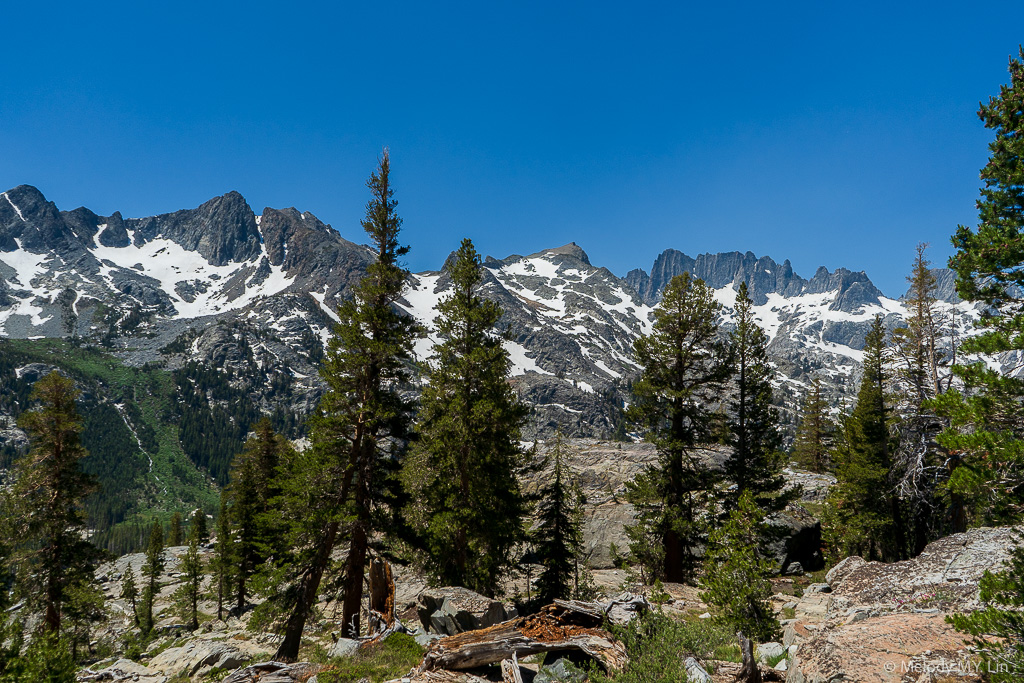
[{"x1": 591, "y1": 611, "x2": 736, "y2": 682}]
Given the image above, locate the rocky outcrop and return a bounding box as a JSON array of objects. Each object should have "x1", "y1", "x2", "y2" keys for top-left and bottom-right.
[
  {"x1": 148, "y1": 639, "x2": 250, "y2": 677},
  {"x1": 830, "y1": 526, "x2": 1017, "y2": 613},
  {"x1": 786, "y1": 613, "x2": 977, "y2": 683},
  {"x1": 783, "y1": 527, "x2": 1018, "y2": 683},
  {"x1": 416, "y1": 587, "x2": 517, "y2": 636}
]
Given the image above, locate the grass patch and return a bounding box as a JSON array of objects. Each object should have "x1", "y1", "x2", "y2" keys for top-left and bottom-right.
[
  {"x1": 316, "y1": 633, "x2": 425, "y2": 683},
  {"x1": 591, "y1": 610, "x2": 738, "y2": 682}
]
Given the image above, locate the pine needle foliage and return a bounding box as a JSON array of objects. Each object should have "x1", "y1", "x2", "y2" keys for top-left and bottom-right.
[
  {"x1": 625, "y1": 273, "x2": 732, "y2": 583},
  {"x1": 225, "y1": 418, "x2": 292, "y2": 612},
  {"x1": 793, "y1": 378, "x2": 834, "y2": 473},
  {"x1": 724, "y1": 282, "x2": 792, "y2": 514},
  {"x1": 275, "y1": 149, "x2": 421, "y2": 659},
  {"x1": 403, "y1": 238, "x2": 528, "y2": 596},
  {"x1": 699, "y1": 491, "x2": 780, "y2": 642},
  {"x1": 531, "y1": 433, "x2": 588, "y2": 605},
  {"x1": 2, "y1": 371, "x2": 100, "y2": 637},
  {"x1": 138, "y1": 521, "x2": 164, "y2": 634},
  {"x1": 172, "y1": 526, "x2": 203, "y2": 630},
  {"x1": 948, "y1": 532, "x2": 1024, "y2": 682},
  {"x1": 826, "y1": 317, "x2": 905, "y2": 561},
  {"x1": 935, "y1": 47, "x2": 1024, "y2": 527}
]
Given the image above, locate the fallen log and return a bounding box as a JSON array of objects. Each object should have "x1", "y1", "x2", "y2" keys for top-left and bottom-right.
[
  {"x1": 222, "y1": 661, "x2": 324, "y2": 683},
  {"x1": 550, "y1": 592, "x2": 649, "y2": 626},
  {"x1": 419, "y1": 611, "x2": 627, "y2": 673}
]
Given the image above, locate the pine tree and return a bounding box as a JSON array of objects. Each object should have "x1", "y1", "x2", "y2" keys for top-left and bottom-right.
[
  {"x1": 139, "y1": 521, "x2": 164, "y2": 633},
  {"x1": 699, "y1": 491, "x2": 779, "y2": 642},
  {"x1": 173, "y1": 526, "x2": 203, "y2": 630},
  {"x1": 531, "y1": 433, "x2": 588, "y2": 605},
  {"x1": 826, "y1": 317, "x2": 905, "y2": 561},
  {"x1": 890, "y1": 243, "x2": 951, "y2": 553},
  {"x1": 168, "y1": 511, "x2": 182, "y2": 547},
  {"x1": 934, "y1": 47, "x2": 1024, "y2": 529},
  {"x1": 213, "y1": 493, "x2": 233, "y2": 621},
  {"x1": 793, "y1": 378, "x2": 834, "y2": 473},
  {"x1": 121, "y1": 565, "x2": 139, "y2": 627},
  {"x1": 403, "y1": 238, "x2": 527, "y2": 596},
  {"x1": 275, "y1": 149, "x2": 420, "y2": 660},
  {"x1": 226, "y1": 418, "x2": 290, "y2": 613},
  {"x1": 724, "y1": 282, "x2": 792, "y2": 513},
  {"x1": 1, "y1": 371, "x2": 100, "y2": 636},
  {"x1": 191, "y1": 509, "x2": 208, "y2": 544},
  {"x1": 625, "y1": 273, "x2": 732, "y2": 583}
]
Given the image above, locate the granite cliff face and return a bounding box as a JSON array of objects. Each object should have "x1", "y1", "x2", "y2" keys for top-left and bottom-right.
[{"x1": 0, "y1": 184, "x2": 989, "y2": 439}]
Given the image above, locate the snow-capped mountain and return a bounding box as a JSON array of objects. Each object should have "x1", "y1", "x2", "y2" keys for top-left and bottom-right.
[{"x1": 0, "y1": 184, "x2": 985, "y2": 436}]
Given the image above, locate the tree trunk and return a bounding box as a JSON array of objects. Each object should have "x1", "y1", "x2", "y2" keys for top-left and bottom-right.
[
  {"x1": 736, "y1": 631, "x2": 763, "y2": 683},
  {"x1": 368, "y1": 557, "x2": 396, "y2": 633},
  {"x1": 341, "y1": 520, "x2": 369, "y2": 638},
  {"x1": 275, "y1": 520, "x2": 340, "y2": 662}
]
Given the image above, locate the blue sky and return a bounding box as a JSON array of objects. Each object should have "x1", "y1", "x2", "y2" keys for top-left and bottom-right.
[{"x1": 1, "y1": 1, "x2": 1022, "y2": 295}]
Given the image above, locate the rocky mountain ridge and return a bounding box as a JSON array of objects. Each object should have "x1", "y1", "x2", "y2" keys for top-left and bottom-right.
[{"x1": 0, "y1": 184, "x2": 986, "y2": 443}]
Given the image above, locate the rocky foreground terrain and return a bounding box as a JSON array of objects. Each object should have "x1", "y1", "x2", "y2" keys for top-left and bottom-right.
[
  {"x1": 76, "y1": 525, "x2": 1016, "y2": 683},
  {"x1": 67, "y1": 441, "x2": 1011, "y2": 683}
]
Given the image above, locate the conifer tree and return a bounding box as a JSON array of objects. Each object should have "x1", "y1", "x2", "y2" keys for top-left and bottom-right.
[
  {"x1": 214, "y1": 494, "x2": 233, "y2": 621},
  {"x1": 168, "y1": 511, "x2": 182, "y2": 547},
  {"x1": 173, "y1": 525, "x2": 203, "y2": 630},
  {"x1": 944, "y1": 51, "x2": 1024, "y2": 670},
  {"x1": 625, "y1": 273, "x2": 732, "y2": 583},
  {"x1": 403, "y1": 238, "x2": 527, "y2": 596},
  {"x1": 275, "y1": 149, "x2": 420, "y2": 659},
  {"x1": 724, "y1": 282, "x2": 792, "y2": 513},
  {"x1": 121, "y1": 566, "x2": 139, "y2": 627},
  {"x1": 191, "y1": 509, "x2": 208, "y2": 544},
  {"x1": 699, "y1": 491, "x2": 779, "y2": 642},
  {"x1": 139, "y1": 521, "x2": 164, "y2": 633},
  {"x1": 531, "y1": 433, "x2": 588, "y2": 605},
  {"x1": 793, "y1": 378, "x2": 834, "y2": 473},
  {"x1": 2, "y1": 371, "x2": 100, "y2": 637},
  {"x1": 226, "y1": 418, "x2": 291, "y2": 612},
  {"x1": 934, "y1": 47, "x2": 1024, "y2": 529},
  {"x1": 826, "y1": 317, "x2": 905, "y2": 561},
  {"x1": 890, "y1": 244, "x2": 951, "y2": 553}
]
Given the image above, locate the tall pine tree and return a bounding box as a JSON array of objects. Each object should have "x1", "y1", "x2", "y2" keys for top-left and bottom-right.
[
  {"x1": 403, "y1": 238, "x2": 528, "y2": 596},
  {"x1": 2, "y1": 371, "x2": 100, "y2": 637},
  {"x1": 793, "y1": 378, "x2": 834, "y2": 473},
  {"x1": 139, "y1": 520, "x2": 164, "y2": 633},
  {"x1": 724, "y1": 282, "x2": 792, "y2": 513},
  {"x1": 531, "y1": 433, "x2": 587, "y2": 605},
  {"x1": 946, "y1": 50, "x2": 1024, "y2": 675},
  {"x1": 625, "y1": 273, "x2": 732, "y2": 583},
  {"x1": 275, "y1": 149, "x2": 420, "y2": 659},
  {"x1": 826, "y1": 317, "x2": 905, "y2": 561},
  {"x1": 226, "y1": 418, "x2": 290, "y2": 613},
  {"x1": 934, "y1": 47, "x2": 1024, "y2": 529}
]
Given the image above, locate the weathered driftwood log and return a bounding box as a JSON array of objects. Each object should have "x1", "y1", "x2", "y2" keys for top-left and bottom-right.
[
  {"x1": 419, "y1": 607, "x2": 627, "y2": 673},
  {"x1": 500, "y1": 656, "x2": 525, "y2": 683},
  {"x1": 736, "y1": 632, "x2": 763, "y2": 683},
  {"x1": 551, "y1": 592, "x2": 649, "y2": 626},
  {"x1": 222, "y1": 661, "x2": 324, "y2": 683}
]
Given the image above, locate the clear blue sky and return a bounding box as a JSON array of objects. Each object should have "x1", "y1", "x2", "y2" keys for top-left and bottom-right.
[{"x1": 1, "y1": 1, "x2": 1021, "y2": 295}]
